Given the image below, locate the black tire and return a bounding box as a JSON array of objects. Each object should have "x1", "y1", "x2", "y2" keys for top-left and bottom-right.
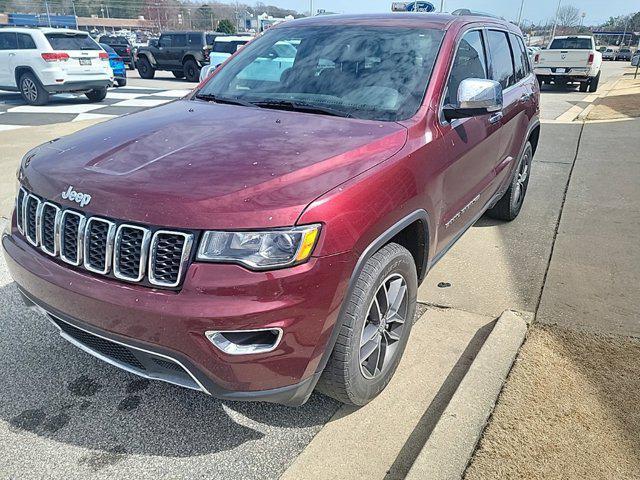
[
  {"x1": 128, "y1": 62, "x2": 135, "y2": 71},
  {"x1": 137, "y1": 56, "x2": 155, "y2": 79},
  {"x1": 172, "y1": 71, "x2": 185, "y2": 79},
  {"x1": 588, "y1": 72, "x2": 600, "y2": 93},
  {"x1": 183, "y1": 59, "x2": 200, "y2": 82},
  {"x1": 19, "y1": 72, "x2": 49, "y2": 106},
  {"x1": 579, "y1": 81, "x2": 588, "y2": 92},
  {"x1": 317, "y1": 243, "x2": 418, "y2": 406},
  {"x1": 85, "y1": 87, "x2": 108, "y2": 102},
  {"x1": 536, "y1": 76, "x2": 544, "y2": 88},
  {"x1": 116, "y1": 78, "x2": 127, "y2": 87},
  {"x1": 486, "y1": 141, "x2": 534, "y2": 221}
]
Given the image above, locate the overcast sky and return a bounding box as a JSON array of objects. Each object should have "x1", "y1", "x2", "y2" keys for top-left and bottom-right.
[{"x1": 271, "y1": 1, "x2": 637, "y2": 26}]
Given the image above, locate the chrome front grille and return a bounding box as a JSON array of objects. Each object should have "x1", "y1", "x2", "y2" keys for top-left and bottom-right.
[{"x1": 15, "y1": 187, "x2": 194, "y2": 288}]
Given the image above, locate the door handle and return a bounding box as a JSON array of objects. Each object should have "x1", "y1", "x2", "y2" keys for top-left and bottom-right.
[
  {"x1": 520, "y1": 93, "x2": 532, "y2": 102},
  {"x1": 489, "y1": 112, "x2": 503, "y2": 124},
  {"x1": 8, "y1": 52, "x2": 16, "y2": 56}
]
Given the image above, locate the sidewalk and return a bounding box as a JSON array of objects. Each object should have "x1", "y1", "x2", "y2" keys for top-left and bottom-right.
[
  {"x1": 463, "y1": 92, "x2": 640, "y2": 477},
  {"x1": 585, "y1": 71, "x2": 640, "y2": 121}
]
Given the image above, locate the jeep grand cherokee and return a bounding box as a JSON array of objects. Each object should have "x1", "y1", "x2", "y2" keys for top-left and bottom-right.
[{"x1": 3, "y1": 13, "x2": 540, "y2": 406}]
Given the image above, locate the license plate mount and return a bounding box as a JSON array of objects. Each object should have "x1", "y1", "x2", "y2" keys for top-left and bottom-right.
[{"x1": 79, "y1": 58, "x2": 92, "y2": 66}]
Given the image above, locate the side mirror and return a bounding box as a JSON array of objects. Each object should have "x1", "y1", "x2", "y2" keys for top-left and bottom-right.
[{"x1": 443, "y1": 78, "x2": 503, "y2": 121}]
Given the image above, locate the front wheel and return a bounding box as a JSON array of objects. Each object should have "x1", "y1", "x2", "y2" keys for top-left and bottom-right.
[
  {"x1": 85, "y1": 87, "x2": 107, "y2": 102},
  {"x1": 486, "y1": 141, "x2": 533, "y2": 221},
  {"x1": 317, "y1": 243, "x2": 417, "y2": 406}
]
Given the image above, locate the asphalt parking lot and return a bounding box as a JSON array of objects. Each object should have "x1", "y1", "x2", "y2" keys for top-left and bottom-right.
[{"x1": 0, "y1": 61, "x2": 633, "y2": 479}]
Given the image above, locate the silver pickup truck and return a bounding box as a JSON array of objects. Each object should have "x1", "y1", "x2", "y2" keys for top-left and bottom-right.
[{"x1": 533, "y1": 35, "x2": 603, "y2": 92}]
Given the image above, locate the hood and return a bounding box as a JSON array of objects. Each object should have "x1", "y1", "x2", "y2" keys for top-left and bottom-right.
[{"x1": 22, "y1": 100, "x2": 407, "y2": 229}]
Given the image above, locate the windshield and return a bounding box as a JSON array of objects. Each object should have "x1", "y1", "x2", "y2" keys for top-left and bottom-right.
[
  {"x1": 549, "y1": 38, "x2": 592, "y2": 49},
  {"x1": 198, "y1": 25, "x2": 444, "y2": 121},
  {"x1": 46, "y1": 33, "x2": 100, "y2": 50}
]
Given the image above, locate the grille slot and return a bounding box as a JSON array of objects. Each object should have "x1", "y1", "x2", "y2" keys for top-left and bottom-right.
[
  {"x1": 53, "y1": 317, "x2": 147, "y2": 371},
  {"x1": 25, "y1": 194, "x2": 41, "y2": 246},
  {"x1": 15, "y1": 188, "x2": 194, "y2": 288},
  {"x1": 149, "y1": 231, "x2": 193, "y2": 287},
  {"x1": 16, "y1": 188, "x2": 26, "y2": 234},
  {"x1": 40, "y1": 202, "x2": 60, "y2": 256},
  {"x1": 114, "y1": 224, "x2": 150, "y2": 282},
  {"x1": 84, "y1": 218, "x2": 116, "y2": 274},
  {"x1": 60, "y1": 210, "x2": 85, "y2": 265}
]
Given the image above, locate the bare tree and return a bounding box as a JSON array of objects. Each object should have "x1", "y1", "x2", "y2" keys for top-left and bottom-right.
[{"x1": 557, "y1": 5, "x2": 581, "y2": 28}]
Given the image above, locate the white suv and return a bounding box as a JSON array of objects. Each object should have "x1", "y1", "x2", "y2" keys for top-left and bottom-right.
[{"x1": 0, "y1": 27, "x2": 113, "y2": 105}]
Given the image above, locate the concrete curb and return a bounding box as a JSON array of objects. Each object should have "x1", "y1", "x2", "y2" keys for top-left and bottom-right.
[{"x1": 405, "y1": 310, "x2": 529, "y2": 480}]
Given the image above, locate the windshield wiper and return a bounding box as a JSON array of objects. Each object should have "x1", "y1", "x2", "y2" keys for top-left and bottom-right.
[
  {"x1": 194, "y1": 93, "x2": 257, "y2": 108},
  {"x1": 252, "y1": 100, "x2": 353, "y2": 118}
]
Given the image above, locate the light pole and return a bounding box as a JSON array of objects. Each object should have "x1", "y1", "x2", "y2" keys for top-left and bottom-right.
[
  {"x1": 550, "y1": 0, "x2": 562, "y2": 39},
  {"x1": 517, "y1": 0, "x2": 525, "y2": 27},
  {"x1": 309, "y1": 0, "x2": 313, "y2": 16},
  {"x1": 440, "y1": 0, "x2": 445, "y2": 12}
]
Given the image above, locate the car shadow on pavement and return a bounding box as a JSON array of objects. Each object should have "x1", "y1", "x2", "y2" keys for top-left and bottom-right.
[
  {"x1": 0, "y1": 281, "x2": 339, "y2": 460},
  {"x1": 0, "y1": 91, "x2": 98, "y2": 106}
]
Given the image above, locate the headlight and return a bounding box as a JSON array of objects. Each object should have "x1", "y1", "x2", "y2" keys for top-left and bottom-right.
[{"x1": 197, "y1": 224, "x2": 321, "y2": 269}]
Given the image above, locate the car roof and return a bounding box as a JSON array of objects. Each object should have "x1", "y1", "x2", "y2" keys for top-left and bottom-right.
[
  {"x1": 553, "y1": 35, "x2": 592, "y2": 39},
  {"x1": 272, "y1": 13, "x2": 517, "y2": 31},
  {"x1": 0, "y1": 26, "x2": 86, "y2": 35}
]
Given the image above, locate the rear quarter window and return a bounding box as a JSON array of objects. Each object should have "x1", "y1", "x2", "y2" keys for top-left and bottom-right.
[{"x1": 45, "y1": 33, "x2": 100, "y2": 50}]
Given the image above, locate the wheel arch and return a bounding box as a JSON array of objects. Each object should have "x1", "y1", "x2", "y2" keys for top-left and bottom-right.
[
  {"x1": 182, "y1": 54, "x2": 198, "y2": 66},
  {"x1": 311, "y1": 210, "x2": 430, "y2": 380},
  {"x1": 14, "y1": 66, "x2": 42, "y2": 88}
]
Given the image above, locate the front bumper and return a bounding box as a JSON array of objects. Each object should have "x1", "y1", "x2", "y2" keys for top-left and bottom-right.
[{"x1": 3, "y1": 227, "x2": 353, "y2": 405}]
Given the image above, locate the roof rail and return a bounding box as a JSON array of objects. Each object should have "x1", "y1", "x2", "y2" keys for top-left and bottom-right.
[{"x1": 451, "y1": 9, "x2": 503, "y2": 20}]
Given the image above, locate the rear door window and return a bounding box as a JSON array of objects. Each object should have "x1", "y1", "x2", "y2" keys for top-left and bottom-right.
[
  {"x1": 509, "y1": 33, "x2": 527, "y2": 82},
  {"x1": 45, "y1": 33, "x2": 100, "y2": 50},
  {"x1": 173, "y1": 34, "x2": 187, "y2": 48},
  {"x1": 17, "y1": 33, "x2": 37, "y2": 50},
  {"x1": 444, "y1": 30, "x2": 488, "y2": 105},
  {"x1": 487, "y1": 30, "x2": 515, "y2": 89},
  {"x1": 0, "y1": 32, "x2": 18, "y2": 50}
]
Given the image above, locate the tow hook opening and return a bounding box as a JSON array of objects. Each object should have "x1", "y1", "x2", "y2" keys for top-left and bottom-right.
[{"x1": 205, "y1": 328, "x2": 283, "y2": 355}]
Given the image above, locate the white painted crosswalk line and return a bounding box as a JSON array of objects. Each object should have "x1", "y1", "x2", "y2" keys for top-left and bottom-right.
[
  {"x1": 150, "y1": 89, "x2": 192, "y2": 98},
  {"x1": 111, "y1": 98, "x2": 173, "y2": 107},
  {"x1": 8, "y1": 104, "x2": 106, "y2": 114},
  {"x1": 105, "y1": 92, "x2": 146, "y2": 100},
  {"x1": 72, "y1": 113, "x2": 118, "y2": 122}
]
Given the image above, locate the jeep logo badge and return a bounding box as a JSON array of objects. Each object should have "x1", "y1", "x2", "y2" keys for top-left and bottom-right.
[{"x1": 61, "y1": 185, "x2": 92, "y2": 207}]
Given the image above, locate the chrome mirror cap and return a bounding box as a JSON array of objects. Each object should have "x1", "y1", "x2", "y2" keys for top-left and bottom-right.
[{"x1": 456, "y1": 78, "x2": 503, "y2": 112}]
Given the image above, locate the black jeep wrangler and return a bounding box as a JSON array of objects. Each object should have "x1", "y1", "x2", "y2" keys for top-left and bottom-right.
[{"x1": 135, "y1": 31, "x2": 225, "y2": 82}]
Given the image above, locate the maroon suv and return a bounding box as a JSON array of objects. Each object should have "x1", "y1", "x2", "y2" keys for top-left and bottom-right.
[{"x1": 3, "y1": 13, "x2": 539, "y2": 406}]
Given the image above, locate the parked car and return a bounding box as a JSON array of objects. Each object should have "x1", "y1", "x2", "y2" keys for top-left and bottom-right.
[
  {"x1": 135, "y1": 31, "x2": 224, "y2": 82},
  {"x1": 4, "y1": 13, "x2": 540, "y2": 406},
  {"x1": 602, "y1": 48, "x2": 617, "y2": 60},
  {"x1": 100, "y1": 43, "x2": 126, "y2": 87},
  {"x1": 616, "y1": 48, "x2": 633, "y2": 62},
  {"x1": 98, "y1": 35, "x2": 135, "y2": 70},
  {"x1": 198, "y1": 36, "x2": 251, "y2": 81},
  {"x1": 199, "y1": 39, "x2": 293, "y2": 82},
  {"x1": 0, "y1": 27, "x2": 112, "y2": 105},
  {"x1": 533, "y1": 35, "x2": 602, "y2": 92}
]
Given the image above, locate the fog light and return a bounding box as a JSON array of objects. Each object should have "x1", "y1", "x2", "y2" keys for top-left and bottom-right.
[{"x1": 205, "y1": 328, "x2": 283, "y2": 355}]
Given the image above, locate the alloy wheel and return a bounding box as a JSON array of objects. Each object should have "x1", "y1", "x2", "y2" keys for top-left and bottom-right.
[
  {"x1": 359, "y1": 273, "x2": 408, "y2": 380},
  {"x1": 513, "y1": 147, "x2": 531, "y2": 207},
  {"x1": 22, "y1": 78, "x2": 38, "y2": 102}
]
